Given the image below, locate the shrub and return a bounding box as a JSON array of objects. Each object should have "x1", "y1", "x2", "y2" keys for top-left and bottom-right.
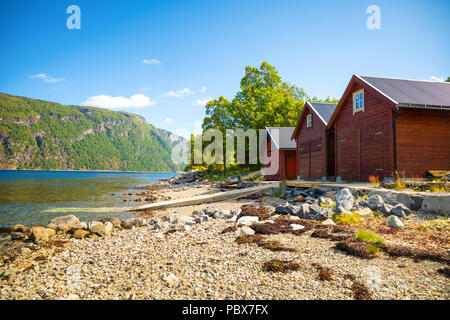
[
  {"x1": 430, "y1": 184, "x2": 446, "y2": 192},
  {"x1": 366, "y1": 244, "x2": 382, "y2": 255},
  {"x1": 332, "y1": 213, "x2": 363, "y2": 225},
  {"x1": 356, "y1": 229, "x2": 385, "y2": 244},
  {"x1": 392, "y1": 170, "x2": 407, "y2": 190}
]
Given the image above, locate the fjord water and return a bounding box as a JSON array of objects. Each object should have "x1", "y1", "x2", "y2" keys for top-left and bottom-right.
[{"x1": 0, "y1": 170, "x2": 177, "y2": 226}]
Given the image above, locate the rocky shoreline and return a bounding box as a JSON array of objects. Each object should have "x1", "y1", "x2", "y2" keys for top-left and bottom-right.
[{"x1": 0, "y1": 175, "x2": 449, "y2": 300}]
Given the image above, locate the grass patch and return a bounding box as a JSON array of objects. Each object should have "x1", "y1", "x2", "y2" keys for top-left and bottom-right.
[
  {"x1": 262, "y1": 259, "x2": 300, "y2": 273},
  {"x1": 332, "y1": 213, "x2": 364, "y2": 225},
  {"x1": 366, "y1": 244, "x2": 382, "y2": 255},
  {"x1": 417, "y1": 217, "x2": 450, "y2": 231},
  {"x1": 320, "y1": 201, "x2": 336, "y2": 209},
  {"x1": 356, "y1": 229, "x2": 385, "y2": 244}
]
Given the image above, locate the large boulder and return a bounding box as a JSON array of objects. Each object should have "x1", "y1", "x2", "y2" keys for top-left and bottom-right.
[
  {"x1": 385, "y1": 215, "x2": 404, "y2": 228},
  {"x1": 379, "y1": 203, "x2": 394, "y2": 215},
  {"x1": 31, "y1": 228, "x2": 56, "y2": 244},
  {"x1": 73, "y1": 229, "x2": 90, "y2": 239},
  {"x1": 390, "y1": 203, "x2": 411, "y2": 217},
  {"x1": 366, "y1": 195, "x2": 384, "y2": 210},
  {"x1": 48, "y1": 215, "x2": 80, "y2": 233},
  {"x1": 89, "y1": 223, "x2": 110, "y2": 237},
  {"x1": 335, "y1": 188, "x2": 354, "y2": 213},
  {"x1": 122, "y1": 218, "x2": 147, "y2": 229}
]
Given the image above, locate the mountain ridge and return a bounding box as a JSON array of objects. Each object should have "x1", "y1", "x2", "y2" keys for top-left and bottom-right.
[{"x1": 0, "y1": 92, "x2": 185, "y2": 172}]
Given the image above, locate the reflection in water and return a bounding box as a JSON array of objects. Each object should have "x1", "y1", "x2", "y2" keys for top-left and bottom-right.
[{"x1": 0, "y1": 170, "x2": 176, "y2": 226}]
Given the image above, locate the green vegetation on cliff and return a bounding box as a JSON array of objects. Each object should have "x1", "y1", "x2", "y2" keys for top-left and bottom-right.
[{"x1": 0, "y1": 93, "x2": 182, "y2": 171}]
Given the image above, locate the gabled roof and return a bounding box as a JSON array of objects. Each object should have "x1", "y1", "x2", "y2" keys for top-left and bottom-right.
[
  {"x1": 360, "y1": 75, "x2": 450, "y2": 109},
  {"x1": 309, "y1": 102, "x2": 338, "y2": 124},
  {"x1": 266, "y1": 127, "x2": 296, "y2": 150},
  {"x1": 291, "y1": 101, "x2": 337, "y2": 140},
  {"x1": 327, "y1": 74, "x2": 450, "y2": 129}
]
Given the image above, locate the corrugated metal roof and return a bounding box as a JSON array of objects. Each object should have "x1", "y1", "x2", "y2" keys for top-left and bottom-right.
[
  {"x1": 360, "y1": 76, "x2": 450, "y2": 108},
  {"x1": 266, "y1": 127, "x2": 296, "y2": 150},
  {"x1": 309, "y1": 102, "x2": 338, "y2": 124}
]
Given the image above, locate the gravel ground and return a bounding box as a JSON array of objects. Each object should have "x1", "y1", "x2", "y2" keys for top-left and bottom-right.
[{"x1": 0, "y1": 194, "x2": 448, "y2": 300}]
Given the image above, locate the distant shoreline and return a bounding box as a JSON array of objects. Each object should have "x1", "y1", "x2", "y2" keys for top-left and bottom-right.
[{"x1": 0, "y1": 168, "x2": 182, "y2": 174}]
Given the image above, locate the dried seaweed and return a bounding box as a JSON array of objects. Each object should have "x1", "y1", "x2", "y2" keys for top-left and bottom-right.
[
  {"x1": 220, "y1": 226, "x2": 237, "y2": 234},
  {"x1": 235, "y1": 235, "x2": 296, "y2": 252},
  {"x1": 236, "y1": 206, "x2": 272, "y2": 221},
  {"x1": 437, "y1": 267, "x2": 450, "y2": 278},
  {"x1": 262, "y1": 259, "x2": 300, "y2": 273},
  {"x1": 334, "y1": 241, "x2": 378, "y2": 259},
  {"x1": 311, "y1": 263, "x2": 334, "y2": 281}
]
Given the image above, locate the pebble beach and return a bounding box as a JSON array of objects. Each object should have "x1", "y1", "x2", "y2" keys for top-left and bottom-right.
[{"x1": 0, "y1": 176, "x2": 449, "y2": 300}]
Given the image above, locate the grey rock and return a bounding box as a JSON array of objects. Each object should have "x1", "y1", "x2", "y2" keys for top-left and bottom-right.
[
  {"x1": 203, "y1": 206, "x2": 219, "y2": 216},
  {"x1": 385, "y1": 215, "x2": 404, "y2": 228},
  {"x1": 296, "y1": 203, "x2": 310, "y2": 219},
  {"x1": 321, "y1": 218, "x2": 336, "y2": 226},
  {"x1": 0, "y1": 234, "x2": 12, "y2": 242},
  {"x1": 315, "y1": 208, "x2": 333, "y2": 221},
  {"x1": 236, "y1": 226, "x2": 255, "y2": 236},
  {"x1": 48, "y1": 214, "x2": 80, "y2": 232},
  {"x1": 396, "y1": 193, "x2": 413, "y2": 208},
  {"x1": 335, "y1": 188, "x2": 354, "y2": 213},
  {"x1": 390, "y1": 203, "x2": 411, "y2": 217},
  {"x1": 380, "y1": 203, "x2": 394, "y2": 215},
  {"x1": 10, "y1": 232, "x2": 25, "y2": 240},
  {"x1": 309, "y1": 204, "x2": 322, "y2": 216},
  {"x1": 366, "y1": 195, "x2": 384, "y2": 210},
  {"x1": 122, "y1": 218, "x2": 147, "y2": 229},
  {"x1": 174, "y1": 216, "x2": 196, "y2": 225},
  {"x1": 275, "y1": 205, "x2": 295, "y2": 215},
  {"x1": 318, "y1": 197, "x2": 333, "y2": 206}
]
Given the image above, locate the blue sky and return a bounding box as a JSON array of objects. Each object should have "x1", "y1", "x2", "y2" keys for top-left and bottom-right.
[{"x1": 1, "y1": 0, "x2": 449, "y2": 138}]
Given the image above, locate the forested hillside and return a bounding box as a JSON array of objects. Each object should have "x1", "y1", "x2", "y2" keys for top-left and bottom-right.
[{"x1": 0, "y1": 93, "x2": 183, "y2": 171}]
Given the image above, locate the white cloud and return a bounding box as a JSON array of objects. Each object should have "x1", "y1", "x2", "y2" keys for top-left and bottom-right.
[
  {"x1": 164, "y1": 117, "x2": 174, "y2": 124},
  {"x1": 429, "y1": 76, "x2": 444, "y2": 82},
  {"x1": 29, "y1": 73, "x2": 64, "y2": 83},
  {"x1": 81, "y1": 94, "x2": 157, "y2": 109},
  {"x1": 138, "y1": 86, "x2": 151, "y2": 91},
  {"x1": 193, "y1": 97, "x2": 213, "y2": 106},
  {"x1": 199, "y1": 86, "x2": 207, "y2": 93},
  {"x1": 142, "y1": 58, "x2": 161, "y2": 64},
  {"x1": 160, "y1": 88, "x2": 195, "y2": 98}
]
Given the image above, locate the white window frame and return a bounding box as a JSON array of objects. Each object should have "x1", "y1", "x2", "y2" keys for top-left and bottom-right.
[
  {"x1": 353, "y1": 89, "x2": 365, "y2": 114},
  {"x1": 306, "y1": 114, "x2": 312, "y2": 128}
]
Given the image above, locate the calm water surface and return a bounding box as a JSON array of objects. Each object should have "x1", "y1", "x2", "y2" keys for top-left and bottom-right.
[{"x1": 0, "y1": 170, "x2": 177, "y2": 226}]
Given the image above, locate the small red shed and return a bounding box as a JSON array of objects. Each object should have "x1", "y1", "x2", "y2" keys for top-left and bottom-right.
[
  {"x1": 327, "y1": 75, "x2": 450, "y2": 181},
  {"x1": 264, "y1": 127, "x2": 297, "y2": 180},
  {"x1": 291, "y1": 101, "x2": 338, "y2": 180}
]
